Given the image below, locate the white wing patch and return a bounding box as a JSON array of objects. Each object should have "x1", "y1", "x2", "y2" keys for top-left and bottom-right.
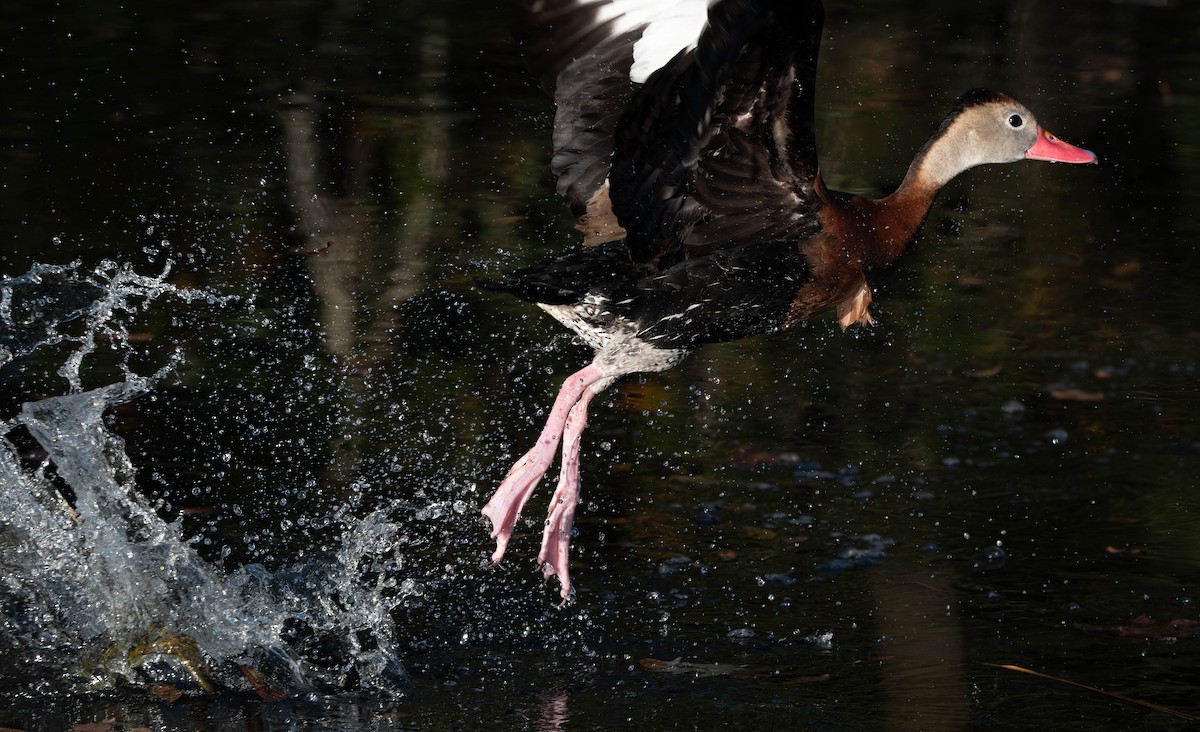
[
  {"x1": 571, "y1": 0, "x2": 713, "y2": 84},
  {"x1": 629, "y1": 0, "x2": 712, "y2": 83}
]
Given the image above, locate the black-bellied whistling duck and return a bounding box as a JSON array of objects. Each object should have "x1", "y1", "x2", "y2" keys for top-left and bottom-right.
[{"x1": 480, "y1": 0, "x2": 1096, "y2": 600}]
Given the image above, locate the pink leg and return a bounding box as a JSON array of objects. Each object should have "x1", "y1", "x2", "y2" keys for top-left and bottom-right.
[
  {"x1": 481, "y1": 364, "x2": 602, "y2": 564},
  {"x1": 538, "y1": 383, "x2": 599, "y2": 600}
]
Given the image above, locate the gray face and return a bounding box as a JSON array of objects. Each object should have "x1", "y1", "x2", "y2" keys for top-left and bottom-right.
[
  {"x1": 919, "y1": 96, "x2": 1042, "y2": 187},
  {"x1": 955, "y1": 99, "x2": 1042, "y2": 165}
]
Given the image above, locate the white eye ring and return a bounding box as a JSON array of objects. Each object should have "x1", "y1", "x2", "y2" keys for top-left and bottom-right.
[{"x1": 1008, "y1": 114, "x2": 1024, "y2": 128}]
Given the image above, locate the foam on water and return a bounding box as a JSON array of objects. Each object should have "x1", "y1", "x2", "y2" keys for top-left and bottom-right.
[{"x1": 0, "y1": 261, "x2": 409, "y2": 698}]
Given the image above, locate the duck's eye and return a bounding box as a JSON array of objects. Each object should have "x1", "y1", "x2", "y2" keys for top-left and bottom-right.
[{"x1": 1008, "y1": 114, "x2": 1024, "y2": 128}]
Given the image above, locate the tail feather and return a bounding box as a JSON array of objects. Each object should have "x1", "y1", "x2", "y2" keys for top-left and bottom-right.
[
  {"x1": 473, "y1": 276, "x2": 582, "y2": 305},
  {"x1": 475, "y1": 242, "x2": 637, "y2": 306}
]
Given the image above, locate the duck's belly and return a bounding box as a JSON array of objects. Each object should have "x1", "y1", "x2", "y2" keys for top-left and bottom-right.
[{"x1": 538, "y1": 298, "x2": 691, "y2": 377}]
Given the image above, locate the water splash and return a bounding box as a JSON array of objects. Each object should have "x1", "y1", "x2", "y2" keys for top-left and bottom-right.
[
  {"x1": 0, "y1": 260, "x2": 208, "y2": 389},
  {"x1": 0, "y1": 261, "x2": 408, "y2": 698}
]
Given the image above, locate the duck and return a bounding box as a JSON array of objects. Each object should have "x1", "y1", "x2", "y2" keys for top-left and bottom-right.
[{"x1": 479, "y1": 0, "x2": 1096, "y2": 600}]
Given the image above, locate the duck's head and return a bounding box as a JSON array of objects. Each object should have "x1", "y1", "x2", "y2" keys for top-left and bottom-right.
[{"x1": 916, "y1": 89, "x2": 1097, "y2": 188}]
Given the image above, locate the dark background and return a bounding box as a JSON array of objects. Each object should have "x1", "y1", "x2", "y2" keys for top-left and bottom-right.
[{"x1": 2, "y1": 1, "x2": 1198, "y2": 729}]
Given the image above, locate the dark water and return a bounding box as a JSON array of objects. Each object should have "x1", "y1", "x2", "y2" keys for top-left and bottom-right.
[{"x1": 2, "y1": 0, "x2": 1199, "y2": 729}]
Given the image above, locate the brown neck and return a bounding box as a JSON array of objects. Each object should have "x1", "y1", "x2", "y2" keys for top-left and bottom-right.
[
  {"x1": 868, "y1": 166, "x2": 942, "y2": 267},
  {"x1": 828, "y1": 166, "x2": 941, "y2": 270}
]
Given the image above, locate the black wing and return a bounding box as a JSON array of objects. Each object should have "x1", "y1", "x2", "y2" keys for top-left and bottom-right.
[
  {"x1": 517, "y1": 0, "x2": 680, "y2": 223},
  {"x1": 519, "y1": 0, "x2": 825, "y2": 263}
]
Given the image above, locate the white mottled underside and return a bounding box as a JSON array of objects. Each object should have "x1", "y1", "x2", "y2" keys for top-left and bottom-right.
[{"x1": 539, "y1": 298, "x2": 690, "y2": 378}]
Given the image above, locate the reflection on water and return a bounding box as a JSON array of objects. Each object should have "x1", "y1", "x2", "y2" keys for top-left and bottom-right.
[
  {"x1": 1, "y1": 0, "x2": 1199, "y2": 729},
  {"x1": 535, "y1": 690, "x2": 570, "y2": 732}
]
